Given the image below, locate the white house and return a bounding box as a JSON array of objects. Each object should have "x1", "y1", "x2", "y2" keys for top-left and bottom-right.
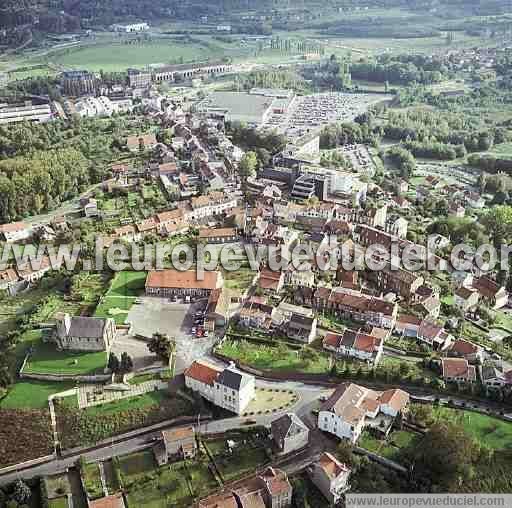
[
  {"x1": 318, "y1": 383, "x2": 409, "y2": 443},
  {"x1": 184, "y1": 360, "x2": 255, "y2": 415},
  {"x1": 0, "y1": 221, "x2": 31, "y2": 242},
  {"x1": 308, "y1": 452, "x2": 351, "y2": 505},
  {"x1": 186, "y1": 191, "x2": 237, "y2": 221}
]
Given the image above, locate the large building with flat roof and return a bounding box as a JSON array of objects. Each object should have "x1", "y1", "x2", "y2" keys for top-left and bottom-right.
[
  {"x1": 196, "y1": 91, "x2": 276, "y2": 125},
  {"x1": 0, "y1": 101, "x2": 52, "y2": 125}
]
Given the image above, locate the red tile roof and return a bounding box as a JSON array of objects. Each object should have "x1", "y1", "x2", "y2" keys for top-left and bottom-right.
[
  {"x1": 184, "y1": 360, "x2": 221, "y2": 386},
  {"x1": 146, "y1": 270, "x2": 220, "y2": 290}
]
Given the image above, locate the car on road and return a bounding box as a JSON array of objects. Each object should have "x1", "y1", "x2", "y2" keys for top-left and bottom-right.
[{"x1": 191, "y1": 327, "x2": 197, "y2": 334}]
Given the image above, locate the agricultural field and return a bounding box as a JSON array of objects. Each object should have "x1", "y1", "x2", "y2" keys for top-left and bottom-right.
[
  {"x1": 0, "y1": 408, "x2": 53, "y2": 468},
  {"x1": 94, "y1": 271, "x2": 147, "y2": 325}
]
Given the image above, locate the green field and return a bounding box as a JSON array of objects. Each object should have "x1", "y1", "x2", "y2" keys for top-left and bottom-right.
[
  {"x1": 94, "y1": 271, "x2": 146, "y2": 324},
  {"x1": 433, "y1": 407, "x2": 512, "y2": 450},
  {"x1": 23, "y1": 340, "x2": 107, "y2": 376},
  {"x1": 0, "y1": 380, "x2": 76, "y2": 409},
  {"x1": 49, "y1": 40, "x2": 221, "y2": 72}
]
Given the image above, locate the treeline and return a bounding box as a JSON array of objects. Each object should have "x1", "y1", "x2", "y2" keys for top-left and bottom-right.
[
  {"x1": 467, "y1": 154, "x2": 512, "y2": 175},
  {"x1": 351, "y1": 53, "x2": 451, "y2": 85},
  {"x1": 0, "y1": 148, "x2": 89, "y2": 221},
  {"x1": 238, "y1": 69, "x2": 310, "y2": 93},
  {"x1": 403, "y1": 140, "x2": 467, "y2": 160},
  {"x1": 227, "y1": 121, "x2": 287, "y2": 156},
  {"x1": 301, "y1": 54, "x2": 352, "y2": 91},
  {"x1": 386, "y1": 146, "x2": 416, "y2": 178},
  {"x1": 382, "y1": 109, "x2": 511, "y2": 153},
  {"x1": 320, "y1": 122, "x2": 377, "y2": 149}
]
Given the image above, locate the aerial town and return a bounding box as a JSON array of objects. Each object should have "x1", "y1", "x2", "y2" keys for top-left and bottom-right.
[{"x1": 1, "y1": 0, "x2": 512, "y2": 506}]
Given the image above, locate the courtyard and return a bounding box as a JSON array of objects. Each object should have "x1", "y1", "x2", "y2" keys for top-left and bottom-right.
[
  {"x1": 243, "y1": 386, "x2": 299, "y2": 417},
  {"x1": 126, "y1": 296, "x2": 217, "y2": 374}
]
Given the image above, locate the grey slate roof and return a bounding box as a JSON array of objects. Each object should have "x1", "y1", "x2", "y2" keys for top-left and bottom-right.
[
  {"x1": 217, "y1": 368, "x2": 251, "y2": 391},
  {"x1": 271, "y1": 413, "x2": 308, "y2": 444},
  {"x1": 67, "y1": 317, "x2": 107, "y2": 338}
]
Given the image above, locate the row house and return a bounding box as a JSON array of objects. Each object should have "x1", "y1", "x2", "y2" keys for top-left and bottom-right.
[
  {"x1": 369, "y1": 265, "x2": 424, "y2": 302},
  {"x1": 238, "y1": 299, "x2": 274, "y2": 331},
  {"x1": 188, "y1": 191, "x2": 238, "y2": 221},
  {"x1": 145, "y1": 270, "x2": 223, "y2": 298},
  {"x1": 323, "y1": 329, "x2": 384, "y2": 366},
  {"x1": 198, "y1": 467, "x2": 292, "y2": 508},
  {"x1": 481, "y1": 365, "x2": 512, "y2": 390},
  {"x1": 417, "y1": 319, "x2": 453, "y2": 350},
  {"x1": 326, "y1": 290, "x2": 398, "y2": 329},
  {"x1": 445, "y1": 339, "x2": 483, "y2": 364},
  {"x1": 198, "y1": 227, "x2": 238, "y2": 244}
]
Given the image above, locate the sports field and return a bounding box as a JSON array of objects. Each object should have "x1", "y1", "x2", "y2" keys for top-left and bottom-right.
[{"x1": 50, "y1": 40, "x2": 222, "y2": 72}]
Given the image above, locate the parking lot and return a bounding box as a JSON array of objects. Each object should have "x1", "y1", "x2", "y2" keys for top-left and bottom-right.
[{"x1": 126, "y1": 296, "x2": 218, "y2": 374}]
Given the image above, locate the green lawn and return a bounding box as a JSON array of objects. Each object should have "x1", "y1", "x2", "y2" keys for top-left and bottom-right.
[
  {"x1": 93, "y1": 271, "x2": 146, "y2": 324},
  {"x1": 432, "y1": 407, "x2": 512, "y2": 450},
  {"x1": 107, "y1": 271, "x2": 147, "y2": 298},
  {"x1": 0, "y1": 380, "x2": 76, "y2": 409},
  {"x1": 218, "y1": 339, "x2": 330, "y2": 374},
  {"x1": 23, "y1": 340, "x2": 107, "y2": 376},
  {"x1": 205, "y1": 435, "x2": 269, "y2": 482}
]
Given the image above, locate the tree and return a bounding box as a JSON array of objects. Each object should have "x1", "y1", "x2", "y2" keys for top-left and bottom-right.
[
  {"x1": 402, "y1": 421, "x2": 480, "y2": 492},
  {"x1": 107, "y1": 352, "x2": 120, "y2": 373},
  {"x1": 12, "y1": 480, "x2": 31, "y2": 504},
  {"x1": 120, "y1": 352, "x2": 134, "y2": 373},
  {"x1": 238, "y1": 151, "x2": 258, "y2": 189},
  {"x1": 147, "y1": 333, "x2": 175, "y2": 361}
]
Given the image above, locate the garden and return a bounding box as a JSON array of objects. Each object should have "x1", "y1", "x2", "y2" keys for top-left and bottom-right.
[
  {"x1": 358, "y1": 429, "x2": 421, "y2": 461},
  {"x1": 115, "y1": 448, "x2": 219, "y2": 508},
  {"x1": 55, "y1": 391, "x2": 196, "y2": 448},
  {"x1": 217, "y1": 338, "x2": 331, "y2": 374},
  {"x1": 202, "y1": 428, "x2": 271, "y2": 483}
]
